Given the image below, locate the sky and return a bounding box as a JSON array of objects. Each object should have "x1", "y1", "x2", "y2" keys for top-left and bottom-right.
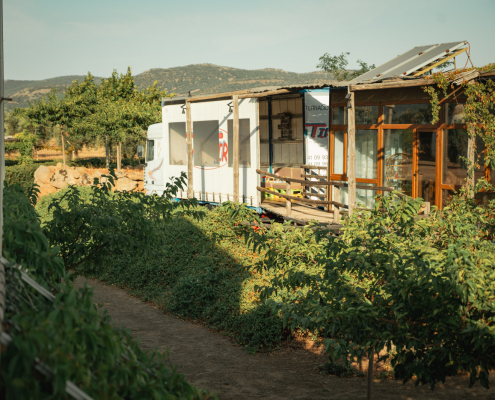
[{"x1": 4, "y1": 0, "x2": 495, "y2": 81}]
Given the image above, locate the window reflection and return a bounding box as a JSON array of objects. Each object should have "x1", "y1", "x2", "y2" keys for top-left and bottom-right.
[
  {"x1": 442, "y1": 130, "x2": 485, "y2": 186},
  {"x1": 355, "y1": 106, "x2": 378, "y2": 125},
  {"x1": 383, "y1": 104, "x2": 433, "y2": 124},
  {"x1": 193, "y1": 120, "x2": 219, "y2": 167},
  {"x1": 444, "y1": 103, "x2": 466, "y2": 124},
  {"x1": 355, "y1": 130, "x2": 377, "y2": 179},
  {"x1": 332, "y1": 106, "x2": 378, "y2": 125},
  {"x1": 384, "y1": 129, "x2": 413, "y2": 196},
  {"x1": 169, "y1": 123, "x2": 186, "y2": 165},
  {"x1": 228, "y1": 119, "x2": 251, "y2": 167},
  {"x1": 333, "y1": 131, "x2": 345, "y2": 174}
]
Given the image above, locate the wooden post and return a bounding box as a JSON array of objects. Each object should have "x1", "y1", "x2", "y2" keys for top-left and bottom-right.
[
  {"x1": 347, "y1": 89, "x2": 356, "y2": 215},
  {"x1": 333, "y1": 185, "x2": 340, "y2": 222},
  {"x1": 233, "y1": 95, "x2": 240, "y2": 203},
  {"x1": 186, "y1": 101, "x2": 193, "y2": 198},
  {"x1": 117, "y1": 141, "x2": 122, "y2": 171},
  {"x1": 60, "y1": 124, "x2": 66, "y2": 170},
  {"x1": 424, "y1": 201, "x2": 431, "y2": 216},
  {"x1": 286, "y1": 181, "x2": 291, "y2": 217},
  {"x1": 327, "y1": 133, "x2": 331, "y2": 213},
  {"x1": 467, "y1": 124, "x2": 476, "y2": 198},
  {"x1": 328, "y1": 90, "x2": 332, "y2": 213},
  {"x1": 105, "y1": 135, "x2": 110, "y2": 169}
]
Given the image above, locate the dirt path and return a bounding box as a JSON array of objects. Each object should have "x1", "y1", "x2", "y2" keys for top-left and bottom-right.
[{"x1": 75, "y1": 277, "x2": 494, "y2": 400}]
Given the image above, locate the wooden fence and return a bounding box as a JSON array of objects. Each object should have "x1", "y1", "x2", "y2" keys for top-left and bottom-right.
[{"x1": 256, "y1": 166, "x2": 410, "y2": 221}]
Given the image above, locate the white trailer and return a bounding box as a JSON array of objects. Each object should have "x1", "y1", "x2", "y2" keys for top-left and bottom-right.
[{"x1": 144, "y1": 86, "x2": 333, "y2": 215}]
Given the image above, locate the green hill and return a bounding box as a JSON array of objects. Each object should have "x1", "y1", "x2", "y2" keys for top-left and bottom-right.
[{"x1": 5, "y1": 64, "x2": 335, "y2": 111}]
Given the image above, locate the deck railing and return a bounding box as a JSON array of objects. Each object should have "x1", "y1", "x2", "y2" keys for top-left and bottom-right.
[{"x1": 256, "y1": 167, "x2": 409, "y2": 221}]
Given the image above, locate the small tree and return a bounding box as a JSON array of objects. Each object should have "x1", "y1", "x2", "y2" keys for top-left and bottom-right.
[
  {"x1": 75, "y1": 68, "x2": 167, "y2": 170},
  {"x1": 317, "y1": 52, "x2": 375, "y2": 81}
]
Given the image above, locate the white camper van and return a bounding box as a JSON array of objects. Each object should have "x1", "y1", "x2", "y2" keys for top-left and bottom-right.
[{"x1": 143, "y1": 85, "x2": 347, "y2": 224}]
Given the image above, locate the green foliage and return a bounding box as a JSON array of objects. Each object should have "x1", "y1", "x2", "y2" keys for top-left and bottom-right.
[
  {"x1": 48, "y1": 201, "x2": 303, "y2": 351},
  {"x1": 424, "y1": 67, "x2": 495, "y2": 167},
  {"x1": 41, "y1": 171, "x2": 199, "y2": 272},
  {"x1": 5, "y1": 130, "x2": 38, "y2": 165},
  {"x1": 249, "y1": 192, "x2": 495, "y2": 390},
  {"x1": 5, "y1": 164, "x2": 41, "y2": 190},
  {"x1": 2, "y1": 180, "x2": 215, "y2": 399},
  {"x1": 74, "y1": 68, "x2": 167, "y2": 151},
  {"x1": 317, "y1": 52, "x2": 375, "y2": 81},
  {"x1": 316, "y1": 361, "x2": 365, "y2": 378}
]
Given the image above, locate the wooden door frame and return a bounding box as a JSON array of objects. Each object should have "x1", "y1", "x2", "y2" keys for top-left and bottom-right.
[{"x1": 414, "y1": 128, "x2": 441, "y2": 207}]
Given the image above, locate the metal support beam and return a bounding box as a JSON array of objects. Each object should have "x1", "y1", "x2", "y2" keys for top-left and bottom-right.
[{"x1": 186, "y1": 101, "x2": 193, "y2": 198}]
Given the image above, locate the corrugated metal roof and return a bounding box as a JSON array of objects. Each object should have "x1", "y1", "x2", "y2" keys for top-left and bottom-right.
[
  {"x1": 349, "y1": 41, "x2": 468, "y2": 83},
  {"x1": 162, "y1": 81, "x2": 347, "y2": 103}
]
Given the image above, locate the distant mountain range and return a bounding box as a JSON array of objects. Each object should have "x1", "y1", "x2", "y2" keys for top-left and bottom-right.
[{"x1": 5, "y1": 64, "x2": 335, "y2": 112}]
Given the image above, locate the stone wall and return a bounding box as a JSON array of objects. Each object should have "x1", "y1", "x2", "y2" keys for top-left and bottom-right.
[{"x1": 34, "y1": 163, "x2": 144, "y2": 197}]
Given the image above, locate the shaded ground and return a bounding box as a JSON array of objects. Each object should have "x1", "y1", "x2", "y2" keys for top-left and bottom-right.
[{"x1": 75, "y1": 277, "x2": 495, "y2": 400}]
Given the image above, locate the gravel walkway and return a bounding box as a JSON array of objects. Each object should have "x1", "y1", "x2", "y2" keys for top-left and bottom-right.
[{"x1": 75, "y1": 277, "x2": 494, "y2": 400}]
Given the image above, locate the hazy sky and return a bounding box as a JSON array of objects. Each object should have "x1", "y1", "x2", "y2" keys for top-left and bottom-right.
[{"x1": 5, "y1": 0, "x2": 495, "y2": 80}]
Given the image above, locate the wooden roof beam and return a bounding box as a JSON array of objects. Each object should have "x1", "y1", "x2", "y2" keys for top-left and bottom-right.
[
  {"x1": 185, "y1": 90, "x2": 252, "y2": 103},
  {"x1": 238, "y1": 89, "x2": 292, "y2": 99}
]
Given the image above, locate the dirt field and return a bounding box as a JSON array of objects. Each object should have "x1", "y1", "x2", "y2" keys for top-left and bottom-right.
[{"x1": 74, "y1": 277, "x2": 495, "y2": 400}]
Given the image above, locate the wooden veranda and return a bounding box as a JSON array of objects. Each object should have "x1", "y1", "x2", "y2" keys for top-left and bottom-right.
[{"x1": 257, "y1": 167, "x2": 411, "y2": 226}]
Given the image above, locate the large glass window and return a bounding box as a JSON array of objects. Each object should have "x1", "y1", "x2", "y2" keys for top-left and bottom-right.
[
  {"x1": 357, "y1": 183, "x2": 376, "y2": 209},
  {"x1": 355, "y1": 129, "x2": 377, "y2": 179},
  {"x1": 146, "y1": 139, "x2": 154, "y2": 162},
  {"x1": 473, "y1": 136, "x2": 488, "y2": 184},
  {"x1": 444, "y1": 103, "x2": 466, "y2": 124},
  {"x1": 332, "y1": 106, "x2": 347, "y2": 125},
  {"x1": 383, "y1": 129, "x2": 413, "y2": 196},
  {"x1": 228, "y1": 119, "x2": 251, "y2": 167},
  {"x1": 355, "y1": 106, "x2": 379, "y2": 125},
  {"x1": 383, "y1": 104, "x2": 433, "y2": 124},
  {"x1": 193, "y1": 120, "x2": 219, "y2": 167},
  {"x1": 335, "y1": 181, "x2": 376, "y2": 209},
  {"x1": 332, "y1": 106, "x2": 378, "y2": 125},
  {"x1": 443, "y1": 129, "x2": 487, "y2": 186},
  {"x1": 442, "y1": 129, "x2": 469, "y2": 186},
  {"x1": 333, "y1": 131, "x2": 345, "y2": 174},
  {"x1": 417, "y1": 131, "x2": 436, "y2": 203},
  {"x1": 169, "y1": 122, "x2": 187, "y2": 165}
]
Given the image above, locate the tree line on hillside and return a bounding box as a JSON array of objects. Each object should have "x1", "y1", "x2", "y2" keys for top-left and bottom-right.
[{"x1": 7, "y1": 67, "x2": 168, "y2": 169}]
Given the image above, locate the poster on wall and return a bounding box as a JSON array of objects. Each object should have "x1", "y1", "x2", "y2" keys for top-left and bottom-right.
[{"x1": 304, "y1": 90, "x2": 329, "y2": 198}]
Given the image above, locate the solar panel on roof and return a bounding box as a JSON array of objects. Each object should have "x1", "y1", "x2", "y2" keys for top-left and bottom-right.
[
  {"x1": 351, "y1": 45, "x2": 437, "y2": 83},
  {"x1": 349, "y1": 41, "x2": 468, "y2": 83}
]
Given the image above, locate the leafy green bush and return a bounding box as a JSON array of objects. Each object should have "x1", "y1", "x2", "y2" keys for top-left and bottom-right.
[
  {"x1": 2, "y1": 179, "x2": 215, "y2": 399},
  {"x1": 68, "y1": 202, "x2": 291, "y2": 351},
  {"x1": 316, "y1": 361, "x2": 364, "y2": 378},
  {"x1": 39, "y1": 194, "x2": 319, "y2": 351},
  {"x1": 251, "y1": 190, "x2": 495, "y2": 389},
  {"x1": 5, "y1": 164, "x2": 40, "y2": 191}
]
